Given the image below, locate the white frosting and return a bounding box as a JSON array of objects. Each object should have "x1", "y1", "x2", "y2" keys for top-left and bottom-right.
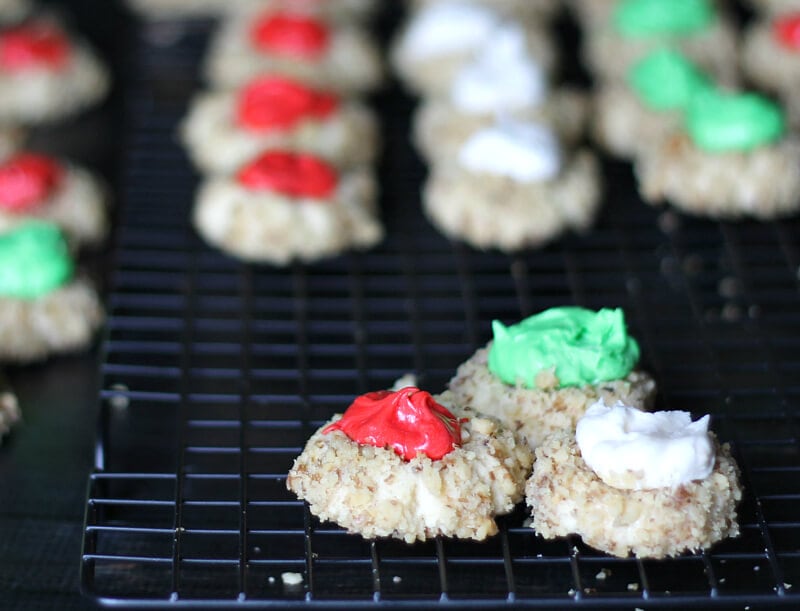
[
  {"x1": 457, "y1": 119, "x2": 561, "y2": 182},
  {"x1": 575, "y1": 401, "x2": 716, "y2": 491},
  {"x1": 398, "y1": 1, "x2": 499, "y2": 60},
  {"x1": 451, "y1": 23, "x2": 546, "y2": 114}
]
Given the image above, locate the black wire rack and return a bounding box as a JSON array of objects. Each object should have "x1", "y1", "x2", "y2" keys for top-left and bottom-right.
[{"x1": 81, "y1": 11, "x2": 800, "y2": 609}]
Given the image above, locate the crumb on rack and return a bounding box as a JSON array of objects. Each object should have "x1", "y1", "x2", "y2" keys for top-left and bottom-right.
[{"x1": 281, "y1": 572, "x2": 304, "y2": 587}]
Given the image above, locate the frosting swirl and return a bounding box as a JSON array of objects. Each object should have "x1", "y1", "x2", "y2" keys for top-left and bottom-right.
[
  {"x1": 250, "y1": 12, "x2": 330, "y2": 60},
  {"x1": 576, "y1": 401, "x2": 715, "y2": 490},
  {"x1": 0, "y1": 22, "x2": 71, "y2": 72},
  {"x1": 686, "y1": 90, "x2": 786, "y2": 152},
  {"x1": 324, "y1": 387, "x2": 462, "y2": 461},
  {"x1": 613, "y1": 0, "x2": 714, "y2": 38},
  {"x1": 0, "y1": 221, "x2": 73, "y2": 299},
  {"x1": 488, "y1": 307, "x2": 640, "y2": 388},
  {"x1": 458, "y1": 119, "x2": 561, "y2": 182},
  {"x1": 451, "y1": 23, "x2": 546, "y2": 114},
  {"x1": 627, "y1": 48, "x2": 711, "y2": 111},
  {"x1": 0, "y1": 153, "x2": 64, "y2": 212},
  {"x1": 236, "y1": 75, "x2": 338, "y2": 132},
  {"x1": 774, "y1": 14, "x2": 800, "y2": 51},
  {"x1": 236, "y1": 151, "x2": 337, "y2": 199}
]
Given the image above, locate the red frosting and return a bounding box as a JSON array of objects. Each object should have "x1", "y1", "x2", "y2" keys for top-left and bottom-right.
[
  {"x1": 0, "y1": 153, "x2": 64, "y2": 212},
  {"x1": 323, "y1": 387, "x2": 463, "y2": 461},
  {"x1": 237, "y1": 150, "x2": 337, "y2": 199},
  {"x1": 250, "y1": 12, "x2": 330, "y2": 59},
  {"x1": 774, "y1": 14, "x2": 800, "y2": 51},
  {"x1": 236, "y1": 76, "x2": 338, "y2": 132},
  {"x1": 0, "y1": 23, "x2": 71, "y2": 71}
]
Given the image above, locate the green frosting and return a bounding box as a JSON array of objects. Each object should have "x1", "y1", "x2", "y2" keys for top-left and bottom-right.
[
  {"x1": 627, "y1": 48, "x2": 712, "y2": 111},
  {"x1": 487, "y1": 307, "x2": 640, "y2": 389},
  {"x1": 613, "y1": 0, "x2": 714, "y2": 38},
  {"x1": 686, "y1": 90, "x2": 786, "y2": 152},
  {"x1": 0, "y1": 221, "x2": 73, "y2": 299}
]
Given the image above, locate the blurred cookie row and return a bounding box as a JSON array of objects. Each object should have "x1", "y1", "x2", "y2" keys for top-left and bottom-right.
[
  {"x1": 166, "y1": 0, "x2": 386, "y2": 265},
  {"x1": 576, "y1": 0, "x2": 800, "y2": 220},
  {"x1": 391, "y1": 0, "x2": 601, "y2": 253},
  {"x1": 0, "y1": 0, "x2": 112, "y2": 441}
]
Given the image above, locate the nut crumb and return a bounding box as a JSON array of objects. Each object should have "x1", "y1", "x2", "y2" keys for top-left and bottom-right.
[
  {"x1": 627, "y1": 582, "x2": 639, "y2": 592},
  {"x1": 391, "y1": 373, "x2": 418, "y2": 391},
  {"x1": 393, "y1": 575, "x2": 402, "y2": 584},
  {"x1": 595, "y1": 569, "x2": 610, "y2": 580},
  {"x1": 267, "y1": 576, "x2": 276, "y2": 585},
  {"x1": 785, "y1": 582, "x2": 793, "y2": 590}
]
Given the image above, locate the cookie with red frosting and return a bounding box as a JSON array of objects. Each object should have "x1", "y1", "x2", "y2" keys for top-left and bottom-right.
[
  {"x1": 0, "y1": 0, "x2": 31, "y2": 25},
  {"x1": 741, "y1": 12, "x2": 800, "y2": 128},
  {"x1": 287, "y1": 387, "x2": 533, "y2": 542},
  {"x1": 127, "y1": 0, "x2": 377, "y2": 21},
  {"x1": 0, "y1": 17, "x2": 109, "y2": 123},
  {"x1": 742, "y1": 0, "x2": 800, "y2": 15},
  {"x1": 180, "y1": 74, "x2": 378, "y2": 174},
  {"x1": 204, "y1": 7, "x2": 383, "y2": 93},
  {"x1": 192, "y1": 150, "x2": 382, "y2": 264},
  {"x1": 0, "y1": 152, "x2": 108, "y2": 247}
]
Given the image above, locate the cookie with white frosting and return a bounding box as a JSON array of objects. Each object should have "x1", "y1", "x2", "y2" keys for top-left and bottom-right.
[
  {"x1": 526, "y1": 403, "x2": 742, "y2": 558},
  {"x1": 193, "y1": 150, "x2": 382, "y2": 264},
  {"x1": 204, "y1": 6, "x2": 383, "y2": 93},
  {"x1": 446, "y1": 308, "x2": 656, "y2": 450},
  {"x1": 390, "y1": 1, "x2": 555, "y2": 98},
  {"x1": 410, "y1": 0, "x2": 562, "y2": 23},
  {"x1": 0, "y1": 221, "x2": 104, "y2": 363},
  {"x1": 410, "y1": 23, "x2": 586, "y2": 163},
  {"x1": 422, "y1": 119, "x2": 600, "y2": 252},
  {"x1": 287, "y1": 387, "x2": 533, "y2": 542},
  {"x1": 0, "y1": 152, "x2": 108, "y2": 247},
  {"x1": 0, "y1": 18, "x2": 110, "y2": 124},
  {"x1": 741, "y1": 13, "x2": 800, "y2": 128},
  {"x1": 181, "y1": 75, "x2": 378, "y2": 174}
]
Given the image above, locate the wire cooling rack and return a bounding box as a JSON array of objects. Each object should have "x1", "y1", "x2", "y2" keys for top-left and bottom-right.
[{"x1": 81, "y1": 11, "x2": 800, "y2": 609}]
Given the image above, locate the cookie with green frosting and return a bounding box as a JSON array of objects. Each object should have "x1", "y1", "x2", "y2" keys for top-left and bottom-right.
[
  {"x1": 613, "y1": 0, "x2": 715, "y2": 38},
  {"x1": 627, "y1": 48, "x2": 712, "y2": 111},
  {"x1": 0, "y1": 221, "x2": 73, "y2": 299},
  {"x1": 686, "y1": 90, "x2": 786, "y2": 152}
]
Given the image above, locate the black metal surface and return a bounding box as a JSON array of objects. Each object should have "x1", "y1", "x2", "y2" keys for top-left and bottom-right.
[{"x1": 81, "y1": 8, "x2": 800, "y2": 610}]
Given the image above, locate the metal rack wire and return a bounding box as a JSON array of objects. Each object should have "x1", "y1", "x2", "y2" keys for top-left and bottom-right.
[{"x1": 81, "y1": 15, "x2": 800, "y2": 609}]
